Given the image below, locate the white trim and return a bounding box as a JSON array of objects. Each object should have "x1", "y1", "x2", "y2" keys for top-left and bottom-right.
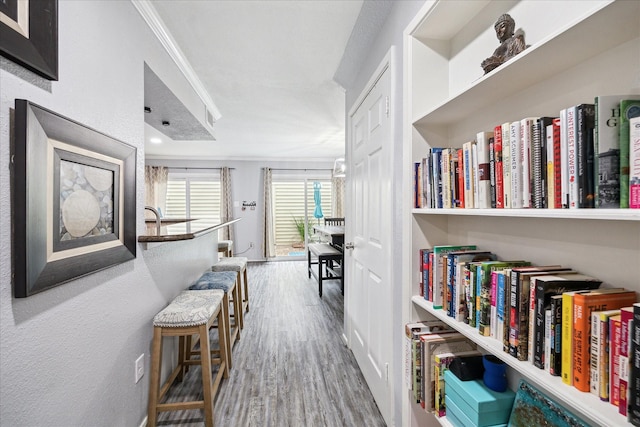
[{"x1": 131, "y1": 0, "x2": 221, "y2": 121}]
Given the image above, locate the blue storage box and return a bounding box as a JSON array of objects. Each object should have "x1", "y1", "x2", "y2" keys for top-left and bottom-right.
[
  {"x1": 445, "y1": 395, "x2": 507, "y2": 427},
  {"x1": 444, "y1": 369, "x2": 515, "y2": 426}
]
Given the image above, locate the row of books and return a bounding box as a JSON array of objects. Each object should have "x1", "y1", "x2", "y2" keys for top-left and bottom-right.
[
  {"x1": 418, "y1": 245, "x2": 640, "y2": 423},
  {"x1": 413, "y1": 96, "x2": 640, "y2": 210}
]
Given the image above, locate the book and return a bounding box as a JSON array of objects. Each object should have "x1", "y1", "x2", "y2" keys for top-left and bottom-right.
[
  {"x1": 412, "y1": 326, "x2": 458, "y2": 402},
  {"x1": 422, "y1": 156, "x2": 432, "y2": 209},
  {"x1": 548, "y1": 118, "x2": 562, "y2": 208},
  {"x1": 562, "y1": 289, "x2": 594, "y2": 386},
  {"x1": 630, "y1": 116, "x2": 640, "y2": 208},
  {"x1": 494, "y1": 124, "x2": 504, "y2": 208},
  {"x1": 566, "y1": 105, "x2": 579, "y2": 208},
  {"x1": 502, "y1": 122, "x2": 512, "y2": 208},
  {"x1": 431, "y1": 245, "x2": 477, "y2": 309},
  {"x1": 628, "y1": 303, "x2": 640, "y2": 425},
  {"x1": 462, "y1": 141, "x2": 475, "y2": 209},
  {"x1": 447, "y1": 251, "x2": 495, "y2": 319},
  {"x1": 452, "y1": 148, "x2": 462, "y2": 208},
  {"x1": 620, "y1": 100, "x2": 640, "y2": 208},
  {"x1": 472, "y1": 142, "x2": 479, "y2": 208},
  {"x1": 594, "y1": 95, "x2": 635, "y2": 208},
  {"x1": 419, "y1": 249, "x2": 431, "y2": 298},
  {"x1": 573, "y1": 289, "x2": 637, "y2": 392},
  {"x1": 414, "y1": 161, "x2": 422, "y2": 208},
  {"x1": 431, "y1": 147, "x2": 444, "y2": 208},
  {"x1": 456, "y1": 148, "x2": 465, "y2": 208},
  {"x1": 509, "y1": 266, "x2": 572, "y2": 362},
  {"x1": 510, "y1": 120, "x2": 523, "y2": 208},
  {"x1": 520, "y1": 117, "x2": 538, "y2": 209},
  {"x1": 489, "y1": 137, "x2": 496, "y2": 208},
  {"x1": 590, "y1": 309, "x2": 619, "y2": 398},
  {"x1": 495, "y1": 270, "x2": 508, "y2": 345},
  {"x1": 406, "y1": 320, "x2": 454, "y2": 390},
  {"x1": 433, "y1": 349, "x2": 481, "y2": 417},
  {"x1": 619, "y1": 306, "x2": 634, "y2": 415},
  {"x1": 478, "y1": 260, "x2": 529, "y2": 337},
  {"x1": 534, "y1": 117, "x2": 555, "y2": 209},
  {"x1": 531, "y1": 272, "x2": 601, "y2": 369},
  {"x1": 576, "y1": 104, "x2": 596, "y2": 208},
  {"x1": 421, "y1": 333, "x2": 476, "y2": 411},
  {"x1": 442, "y1": 148, "x2": 452, "y2": 209},
  {"x1": 609, "y1": 314, "x2": 622, "y2": 404},
  {"x1": 476, "y1": 131, "x2": 493, "y2": 209},
  {"x1": 545, "y1": 309, "x2": 552, "y2": 372},
  {"x1": 549, "y1": 294, "x2": 563, "y2": 376},
  {"x1": 559, "y1": 109, "x2": 570, "y2": 208}
]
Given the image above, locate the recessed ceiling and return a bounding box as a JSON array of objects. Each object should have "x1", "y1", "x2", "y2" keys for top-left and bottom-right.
[{"x1": 143, "y1": 0, "x2": 365, "y2": 161}]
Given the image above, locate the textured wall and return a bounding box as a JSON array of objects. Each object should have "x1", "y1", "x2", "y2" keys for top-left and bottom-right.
[{"x1": 0, "y1": 2, "x2": 216, "y2": 426}]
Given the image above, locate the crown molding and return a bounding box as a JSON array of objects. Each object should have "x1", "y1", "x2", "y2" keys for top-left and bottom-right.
[{"x1": 131, "y1": 0, "x2": 221, "y2": 121}]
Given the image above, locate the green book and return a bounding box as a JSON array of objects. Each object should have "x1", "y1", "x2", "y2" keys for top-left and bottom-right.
[{"x1": 619, "y1": 99, "x2": 640, "y2": 208}]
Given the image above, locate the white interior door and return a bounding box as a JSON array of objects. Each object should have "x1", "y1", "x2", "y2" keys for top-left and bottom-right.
[{"x1": 344, "y1": 57, "x2": 393, "y2": 424}]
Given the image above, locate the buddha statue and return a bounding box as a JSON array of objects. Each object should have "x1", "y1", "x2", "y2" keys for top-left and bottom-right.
[{"x1": 481, "y1": 14, "x2": 527, "y2": 74}]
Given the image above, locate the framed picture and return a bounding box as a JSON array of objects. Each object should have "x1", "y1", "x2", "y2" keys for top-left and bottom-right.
[
  {"x1": 12, "y1": 100, "x2": 137, "y2": 297},
  {"x1": 0, "y1": 0, "x2": 58, "y2": 80}
]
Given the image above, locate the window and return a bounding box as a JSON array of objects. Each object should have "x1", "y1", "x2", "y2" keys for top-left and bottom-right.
[
  {"x1": 272, "y1": 179, "x2": 332, "y2": 245},
  {"x1": 165, "y1": 172, "x2": 221, "y2": 222}
]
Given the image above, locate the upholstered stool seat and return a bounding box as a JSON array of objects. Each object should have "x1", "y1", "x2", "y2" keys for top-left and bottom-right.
[
  {"x1": 217, "y1": 240, "x2": 233, "y2": 258},
  {"x1": 211, "y1": 256, "x2": 249, "y2": 321},
  {"x1": 189, "y1": 271, "x2": 241, "y2": 369},
  {"x1": 148, "y1": 289, "x2": 228, "y2": 427}
]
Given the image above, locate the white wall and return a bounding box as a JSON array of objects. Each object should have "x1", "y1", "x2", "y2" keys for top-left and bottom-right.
[
  {"x1": 338, "y1": 1, "x2": 425, "y2": 425},
  {"x1": 0, "y1": 2, "x2": 218, "y2": 425}
]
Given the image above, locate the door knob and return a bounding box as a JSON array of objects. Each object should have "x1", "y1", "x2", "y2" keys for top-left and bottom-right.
[{"x1": 344, "y1": 242, "x2": 354, "y2": 250}]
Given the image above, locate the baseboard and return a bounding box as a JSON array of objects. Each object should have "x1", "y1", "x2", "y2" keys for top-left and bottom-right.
[
  {"x1": 138, "y1": 416, "x2": 147, "y2": 427},
  {"x1": 341, "y1": 332, "x2": 349, "y2": 346}
]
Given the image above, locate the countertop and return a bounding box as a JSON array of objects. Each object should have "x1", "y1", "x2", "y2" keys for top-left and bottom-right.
[{"x1": 139, "y1": 218, "x2": 241, "y2": 243}]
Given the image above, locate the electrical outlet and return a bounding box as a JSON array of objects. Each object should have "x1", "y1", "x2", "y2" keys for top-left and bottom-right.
[{"x1": 135, "y1": 353, "x2": 144, "y2": 383}]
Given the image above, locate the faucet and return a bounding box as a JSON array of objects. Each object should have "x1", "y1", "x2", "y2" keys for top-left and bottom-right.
[{"x1": 145, "y1": 206, "x2": 161, "y2": 235}]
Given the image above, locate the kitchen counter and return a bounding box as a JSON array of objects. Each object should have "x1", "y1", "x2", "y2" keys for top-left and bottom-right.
[{"x1": 139, "y1": 218, "x2": 241, "y2": 244}]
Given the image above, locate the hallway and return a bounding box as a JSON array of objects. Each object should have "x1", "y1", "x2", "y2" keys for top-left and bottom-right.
[{"x1": 156, "y1": 260, "x2": 386, "y2": 426}]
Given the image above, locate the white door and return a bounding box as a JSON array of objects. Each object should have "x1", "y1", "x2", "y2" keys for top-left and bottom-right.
[{"x1": 344, "y1": 56, "x2": 393, "y2": 424}]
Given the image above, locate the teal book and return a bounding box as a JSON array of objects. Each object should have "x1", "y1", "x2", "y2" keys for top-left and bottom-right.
[{"x1": 620, "y1": 99, "x2": 640, "y2": 208}]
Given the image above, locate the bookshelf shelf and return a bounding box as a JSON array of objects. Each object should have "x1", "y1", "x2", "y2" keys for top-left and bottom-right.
[
  {"x1": 411, "y1": 208, "x2": 640, "y2": 222},
  {"x1": 402, "y1": 1, "x2": 640, "y2": 426}
]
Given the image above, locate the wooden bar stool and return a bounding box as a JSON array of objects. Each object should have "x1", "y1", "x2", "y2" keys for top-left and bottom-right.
[
  {"x1": 211, "y1": 256, "x2": 249, "y2": 319},
  {"x1": 189, "y1": 271, "x2": 241, "y2": 369},
  {"x1": 217, "y1": 240, "x2": 233, "y2": 258},
  {"x1": 147, "y1": 289, "x2": 228, "y2": 427}
]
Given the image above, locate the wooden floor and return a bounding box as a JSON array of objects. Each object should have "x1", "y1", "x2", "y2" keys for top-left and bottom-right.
[{"x1": 155, "y1": 260, "x2": 387, "y2": 427}]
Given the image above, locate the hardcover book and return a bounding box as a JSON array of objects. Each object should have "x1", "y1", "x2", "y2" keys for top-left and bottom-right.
[
  {"x1": 628, "y1": 303, "x2": 640, "y2": 425},
  {"x1": 609, "y1": 313, "x2": 622, "y2": 404},
  {"x1": 476, "y1": 131, "x2": 493, "y2": 209},
  {"x1": 619, "y1": 306, "x2": 634, "y2": 415},
  {"x1": 510, "y1": 120, "x2": 523, "y2": 208},
  {"x1": 630, "y1": 116, "x2": 640, "y2": 208},
  {"x1": 589, "y1": 309, "x2": 619, "y2": 398},
  {"x1": 573, "y1": 289, "x2": 637, "y2": 392},
  {"x1": 502, "y1": 122, "x2": 512, "y2": 208},
  {"x1": 559, "y1": 109, "x2": 570, "y2": 208},
  {"x1": 566, "y1": 105, "x2": 579, "y2": 208},
  {"x1": 620, "y1": 100, "x2": 640, "y2": 208},
  {"x1": 594, "y1": 95, "x2": 637, "y2": 208},
  {"x1": 531, "y1": 272, "x2": 600, "y2": 369},
  {"x1": 494, "y1": 124, "x2": 505, "y2": 208},
  {"x1": 549, "y1": 294, "x2": 563, "y2": 376},
  {"x1": 575, "y1": 104, "x2": 595, "y2": 208},
  {"x1": 520, "y1": 117, "x2": 538, "y2": 209},
  {"x1": 420, "y1": 333, "x2": 475, "y2": 411},
  {"x1": 462, "y1": 142, "x2": 475, "y2": 209},
  {"x1": 562, "y1": 289, "x2": 594, "y2": 386},
  {"x1": 534, "y1": 117, "x2": 555, "y2": 209}
]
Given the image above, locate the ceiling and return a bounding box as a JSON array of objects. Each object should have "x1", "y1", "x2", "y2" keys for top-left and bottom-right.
[{"x1": 143, "y1": 0, "x2": 370, "y2": 161}]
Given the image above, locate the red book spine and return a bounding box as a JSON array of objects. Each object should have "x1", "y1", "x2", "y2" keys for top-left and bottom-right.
[
  {"x1": 610, "y1": 315, "x2": 622, "y2": 405},
  {"x1": 494, "y1": 124, "x2": 504, "y2": 208},
  {"x1": 457, "y1": 148, "x2": 465, "y2": 208},
  {"x1": 619, "y1": 307, "x2": 634, "y2": 415},
  {"x1": 552, "y1": 119, "x2": 562, "y2": 208}
]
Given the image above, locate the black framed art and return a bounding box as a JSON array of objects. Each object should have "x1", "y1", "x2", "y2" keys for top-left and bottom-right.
[
  {"x1": 0, "y1": 0, "x2": 58, "y2": 80},
  {"x1": 12, "y1": 100, "x2": 137, "y2": 297}
]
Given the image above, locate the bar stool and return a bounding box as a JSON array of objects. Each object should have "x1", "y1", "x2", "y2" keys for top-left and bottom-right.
[
  {"x1": 147, "y1": 289, "x2": 228, "y2": 427},
  {"x1": 189, "y1": 271, "x2": 241, "y2": 369},
  {"x1": 217, "y1": 240, "x2": 233, "y2": 258},
  {"x1": 211, "y1": 257, "x2": 249, "y2": 320}
]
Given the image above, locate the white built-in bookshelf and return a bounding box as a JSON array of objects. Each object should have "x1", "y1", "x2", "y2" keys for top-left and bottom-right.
[{"x1": 402, "y1": 1, "x2": 640, "y2": 426}]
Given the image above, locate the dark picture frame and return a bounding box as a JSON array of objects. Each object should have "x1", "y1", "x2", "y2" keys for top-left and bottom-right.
[
  {"x1": 12, "y1": 100, "x2": 137, "y2": 297},
  {"x1": 0, "y1": 0, "x2": 58, "y2": 80}
]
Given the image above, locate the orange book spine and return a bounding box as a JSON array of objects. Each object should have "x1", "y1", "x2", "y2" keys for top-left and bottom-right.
[{"x1": 573, "y1": 291, "x2": 637, "y2": 392}]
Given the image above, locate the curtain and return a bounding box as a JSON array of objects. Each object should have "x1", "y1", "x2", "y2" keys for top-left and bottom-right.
[
  {"x1": 332, "y1": 175, "x2": 345, "y2": 217},
  {"x1": 220, "y1": 166, "x2": 234, "y2": 241},
  {"x1": 262, "y1": 167, "x2": 275, "y2": 258},
  {"x1": 145, "y1": 166, "x2": 168, "y2": 218}
]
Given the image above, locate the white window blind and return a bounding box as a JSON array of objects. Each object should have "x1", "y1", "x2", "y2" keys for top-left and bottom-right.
[
  {"x1": 272, "y1": 180, "x2": 332, "y2": 245},
  {"x1": 165, "y1": 172, "x2": 220, "y2": 222}
]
